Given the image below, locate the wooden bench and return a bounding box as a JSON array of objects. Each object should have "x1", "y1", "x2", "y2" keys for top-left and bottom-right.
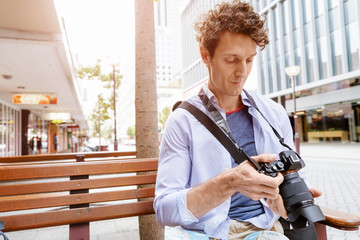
[
  {"x1": 0, "y1": 154, "x2": 157, "y2": 240},
  {"x1": 1, "y1": 153, "x2": 360, "y2": 240}
]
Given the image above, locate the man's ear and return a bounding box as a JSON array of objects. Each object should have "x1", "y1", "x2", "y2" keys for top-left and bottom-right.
[{"x1": 200, "y1": 46, "x2": 211, "y2": 65}]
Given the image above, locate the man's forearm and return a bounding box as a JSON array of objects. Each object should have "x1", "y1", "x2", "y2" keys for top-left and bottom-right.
[{"x1": 187, "y1": 170, "x2": 235, "y2": 218}]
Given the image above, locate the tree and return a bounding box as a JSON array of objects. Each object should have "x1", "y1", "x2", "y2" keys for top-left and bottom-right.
[
  {"x1": 77, "y1": 59, "x2": 123, "y2": 137},
  {"x1": 127, "y1": 125, "x2": 136, "y2": 138},
  {"x1": 135, "y1": 0, "x2": 164, "y2": 238},
  {"x1": 88, "y1": 94, "x2": 111, "y2": 138},
  {"x1": 158, "y1": 106, "x2": 171, "y2": 130},
  {"x1": 77, "y1": 59, "x2": 122, "y2": 110}
]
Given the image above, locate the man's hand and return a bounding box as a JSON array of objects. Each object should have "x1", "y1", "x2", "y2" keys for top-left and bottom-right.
[
  {"x1": 267, "y1": 195, "x2": 287, "y2": 218},
  {"x1": 309, "y1": 187, "x2": 322, "y2": 198},
  {"x1": 229, "y1": 153, "x2": 284, "y2": 201},
  {"x1": 266, "y1": 182, "x2": 322, "y2": 219}
]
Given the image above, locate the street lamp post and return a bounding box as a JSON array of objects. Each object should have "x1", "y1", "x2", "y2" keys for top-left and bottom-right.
[
  {"x1": 285, "y1": 65, "x2": 301, "y2": 154},
  {"x1": 106, "y1": 56, "x2": 121, "y2": 151}
]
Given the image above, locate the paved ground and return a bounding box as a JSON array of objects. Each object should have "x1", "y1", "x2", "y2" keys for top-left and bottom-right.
[
  {"x1": 4, "y1": 142, "x2": 360, "y2": 239},
  {"x1": 300, "y1": 142, "x2": 360, "y2": 240}
]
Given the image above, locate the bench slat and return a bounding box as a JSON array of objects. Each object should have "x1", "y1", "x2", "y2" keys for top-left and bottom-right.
[
  {"x1": 0, "y1": 151, "x2": 136, "y2": 163},
  {"x1": 0, "y1": 187, "x2": 155, "y2": 212},
  {"x1": 1, "y1": 200, "x2": 155, "y2": 232},
  {"x1": 0, "y1": 174, "x2": 157, "y2": 196},
  {"x1": 0, "y1": 159, "x2": 158, "y2": 180},
  {"x1": 321, "y1": 206, "x2": 360, "y2": 229}
]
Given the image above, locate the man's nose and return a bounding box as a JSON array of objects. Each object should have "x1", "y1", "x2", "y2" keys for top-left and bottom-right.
[{"x1": 234, "y1": 61, "x2": 246, "y2": 78}]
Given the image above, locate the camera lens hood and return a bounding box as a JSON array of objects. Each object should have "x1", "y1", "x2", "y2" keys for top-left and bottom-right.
[{"x1": 288, "y1": 204, "x2": 325, "y2": 224}]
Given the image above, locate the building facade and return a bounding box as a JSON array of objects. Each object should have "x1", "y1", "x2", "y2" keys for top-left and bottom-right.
[
  {"x1": 0, "y1": 0, "x2": 87, "y2": 156},
  {"x1": 154, "y1": 0, "x2": 184, "y2": 116},
  {"x1": 181, "y1": 0, "x2": 360, "y2": 142},
  {"x1": 252, "y1": 0, "x2": 360, "y2": 142},
  {"x1": 0, "y1": 101, "x2": 21, "y2": 156}
]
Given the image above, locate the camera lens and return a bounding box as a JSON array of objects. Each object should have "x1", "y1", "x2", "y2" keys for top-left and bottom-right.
[{"x1": 280, "y1": 172, "x2": 325, "y2": 226}]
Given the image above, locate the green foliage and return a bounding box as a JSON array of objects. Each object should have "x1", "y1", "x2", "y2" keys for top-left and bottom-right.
[
  {"x1": 77, "y1": 59, "x2": 123, "y2": 138},
  {"x1": 76, "y1": 59, "x2": 123, "y2": 111},
  {"x1": 127, "y1": 125, "x2": 136, "y2": 137},
  {"x1": 77, "y1": 59, "x2": 102, "y2": 80},
  {"x1": 89, "y1": 94, "x2": 112, "y2": 138},
  {"x1": 158, "y1": 106, "x2": 171, "y2": 130}
]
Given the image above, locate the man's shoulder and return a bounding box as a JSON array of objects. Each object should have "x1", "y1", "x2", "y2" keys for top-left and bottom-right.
[
  {"x1": 247, "y1": 90, "x2": 284, "y2": 110},
  {"x1": 245, "y1": 90, "x2": 288, "y2": 122},
  {"x1": 167, "y1": 96, "x2": 202, "y2": 125}
]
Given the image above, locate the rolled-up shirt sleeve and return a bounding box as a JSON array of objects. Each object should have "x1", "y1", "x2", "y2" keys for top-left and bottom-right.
[{"x1": 153, "y1": 111, "x2": 199, "y2": 226}]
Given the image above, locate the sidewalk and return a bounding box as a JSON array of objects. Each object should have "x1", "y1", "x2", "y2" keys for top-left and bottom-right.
[
  {"x1": 4, "y1": 217, "x2": 140, "y2": 240},
  {"x1": 4, "y1": 142, "x2": 360, "y2": 240},
  {"x1": 300, "y1": 142, "x2": 360, "y2": 240}
]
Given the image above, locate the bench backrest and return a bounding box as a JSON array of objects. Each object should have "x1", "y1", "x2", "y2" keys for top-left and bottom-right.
[{"x1": 0, "y1": 157, "x2": 157, "y2": 232}]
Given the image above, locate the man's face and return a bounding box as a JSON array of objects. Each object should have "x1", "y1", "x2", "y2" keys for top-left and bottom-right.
[{"x1": 201, "y1": 31, "x2": 257, "y2": 101}]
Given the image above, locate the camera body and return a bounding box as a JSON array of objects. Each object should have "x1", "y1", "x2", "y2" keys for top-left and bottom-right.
[
  {"x1": 258, "y1": 150, "x2": 325, "y2": 227},
  {"x1": 259, "y1": 150, "x2": 304, "y2": 176}
]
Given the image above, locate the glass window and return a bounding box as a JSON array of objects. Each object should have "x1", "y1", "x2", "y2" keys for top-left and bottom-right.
[
  {"x1": 291, "y1": 0, "x2": 301, "y2": 30},
  {"x1": 330, "y1": 29, "x2": 343, "y2": 74},
  {"x1": 317, "y1": 36, "x2": 328, "y2": 79},
  {"x1": 268, "y1": 60, "x2": 273, "y2": 92},
  {"x1": 276, "y1": 56, "x2": 281, "y2": 90},
  {"x1": 283, "y1": 34, "x2": 289, "y2": 53},
  {"x1": 294, "y1": 47, "x2": 302, "y2": 85},
  {"x1": 284, "y1": 53, "x2": 291, "y2": 88},
  {"x1": 344, "y1": 0, "x2": 360, "y2": 71},
  {"x1": 328, "y1": 0, "x2": 339, "y2": 9},
  {"x1": 294, "y1": 28, "x2": 300, "y2": 48},
  {"x1": 304, "y1": 22, "x2": 312, "y2": 44},
  {"x1": 314, "y1": 0, "x2": 324, "y2": 17},
  {"x1": 329, "y1": 7, "x2": 340, "y2": 31},
  {"x1": 303, "y1": 0, "x2": 312, "y2": 23},
  {"x1": 306, "y1": 43, "x2": 315, "y2": 82},
  {"x1": 315, "y1": 15, "x2": 325, "y2": 37},
  {"x1": 344, "y1": 0, "x2": 357, "y2": 24},
  {"x1": 260, "y1": 63, "x2": 265, "y2": 94},
  {"x1": 273, "y1": 8, "x2": 279, "y2": 41},
  {"x1": 281, "y1": 1, "x2": 290, "y2": 34},
  {"x1": 345, "y1": 21, "x2": 360, "y2": 71}
]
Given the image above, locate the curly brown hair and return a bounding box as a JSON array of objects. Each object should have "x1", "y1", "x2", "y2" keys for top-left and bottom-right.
[{"x1": 194, "y1": 0, "x2": 269, "y2": 57}]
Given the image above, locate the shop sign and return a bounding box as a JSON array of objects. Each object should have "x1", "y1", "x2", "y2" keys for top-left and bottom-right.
[{"x1": 12, "y1": 94, "x2": 57, "y2": 105}]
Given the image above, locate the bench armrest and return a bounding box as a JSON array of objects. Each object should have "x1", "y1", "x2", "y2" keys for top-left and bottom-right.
[{"x1": 320, "y1": 206, "x2": 360, "y2": 230}]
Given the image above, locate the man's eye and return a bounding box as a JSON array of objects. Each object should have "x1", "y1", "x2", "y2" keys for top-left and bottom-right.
[{"x1": 225, "y1": 58, "x2": 236, "y2": 63}]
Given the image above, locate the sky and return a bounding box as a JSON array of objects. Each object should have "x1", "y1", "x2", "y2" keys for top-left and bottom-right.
[
  {"x1": 54, "y1": 0, "x2": 136, "y2": 120},
  {"x1": 53, "y1": 0, "x2": 259, "y2": 137},
  {"x1": 54, "y1": 0, "x2": 258, "y2": 91},
  {"x1": 54, "y1": 0, "x2": 135, "y2": 66}
]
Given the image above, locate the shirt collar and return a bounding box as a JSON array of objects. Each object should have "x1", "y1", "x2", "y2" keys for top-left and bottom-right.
[
  {"x1": 201, "y1": 84, "x2": 218, "y2": 105},
  {"x1": 201, "y1": 84, "x2": 253, "y2": 108}
]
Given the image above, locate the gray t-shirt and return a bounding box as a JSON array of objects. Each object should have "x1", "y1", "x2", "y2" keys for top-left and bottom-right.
[{"x1": 226, "y1": 105, "x2": 265, "y2": 220}]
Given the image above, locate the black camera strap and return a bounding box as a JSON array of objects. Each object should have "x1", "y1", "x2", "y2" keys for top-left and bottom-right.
[
  {"x1": 173, "y1": 101, "x2": 262, "y2": 171},
  {"x1": 173, "y1": 88, "x2": 294, "y2": 170},
  {"x1": 242, "y1": 90, "x2": 292, "y2": 151}
]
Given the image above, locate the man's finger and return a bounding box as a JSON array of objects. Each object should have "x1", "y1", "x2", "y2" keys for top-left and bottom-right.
[
  {"x1": 309, "y1": 187, "x2": 322, "y2": 198},
  {"x1": 252, "y1": 153, "x2": 278, "y2": 163}
]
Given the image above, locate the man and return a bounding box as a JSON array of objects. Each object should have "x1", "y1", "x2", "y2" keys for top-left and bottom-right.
[{"x1": 154, "y1": 1, "x2": 320, "y2": 239}]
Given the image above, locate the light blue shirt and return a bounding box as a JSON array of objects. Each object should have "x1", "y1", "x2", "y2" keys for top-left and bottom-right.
[{"x1": 154, "y1": 85, "x2": 302, "y2": 239}]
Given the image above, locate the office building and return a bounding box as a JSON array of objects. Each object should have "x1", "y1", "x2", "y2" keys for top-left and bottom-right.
[
  {"x1": 154, "y1": 0, "x2": 184, "y2": 114},
  {"x1": 252, "y1": 0, "x2": 360, "y2": 142},
  {"x1": 181, "y1": 0, "x2": 360, "y2": 142}
]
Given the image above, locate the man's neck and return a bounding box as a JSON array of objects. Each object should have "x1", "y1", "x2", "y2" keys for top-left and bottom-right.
[{"x1": 217, "y1": 95, "x2": 243, "y2": 113}]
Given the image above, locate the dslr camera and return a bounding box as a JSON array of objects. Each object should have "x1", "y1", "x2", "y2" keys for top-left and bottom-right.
[{"x1": 258, "y1": 150, "x2": 325, "y2": 228}]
